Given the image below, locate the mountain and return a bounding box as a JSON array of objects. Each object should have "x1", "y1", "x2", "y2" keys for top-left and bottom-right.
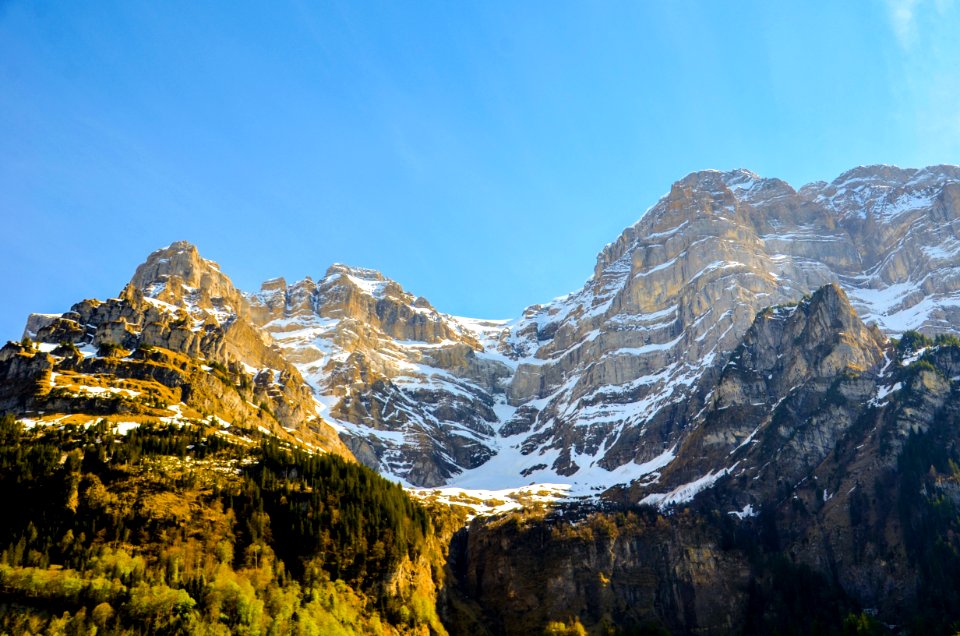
[
  {"x1": 632, "y1": 282, "x2": 888, "y2": 508},
  {"x1": 231, "y1": 164, "x2": 960, "y2": 490},
  {"x1": 8, "y1": 164, "x2": 960, "y2": 633},
  {"x1": 490, "y1": 165, "x2": 960, "y2": 489},
  {"x1": 446, "y1": 288, "x2": 960, "y2": 634},
  {"x1": 5, "y1": 241, "x2": 349, "y2": 456}
]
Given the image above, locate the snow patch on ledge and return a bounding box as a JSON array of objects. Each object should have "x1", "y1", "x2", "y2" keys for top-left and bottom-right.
[
  {"x1": 640, "y1": 462, "x2": 739, "y2": 509},
  {"x1": 728, "y1": 503, "x2": 757, "y2": 519}
]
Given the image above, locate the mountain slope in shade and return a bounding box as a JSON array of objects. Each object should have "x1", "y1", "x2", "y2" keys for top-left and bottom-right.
[
  {"x1": 446, "y1": 288, "x2": 960, "y2": 634},
  {"x1": 630, "y1": 283, "x2": 887, "y2": 508}
]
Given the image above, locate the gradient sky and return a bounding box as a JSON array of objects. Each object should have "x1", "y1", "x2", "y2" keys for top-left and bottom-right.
[{"x1": 2, "y1": 1, "x2": 959, "y2": 340}]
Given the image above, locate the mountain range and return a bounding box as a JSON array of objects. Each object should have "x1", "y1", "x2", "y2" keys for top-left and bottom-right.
[
  {"x1": 8, "y1": 165, "x2": 960, "y2": 494},
  {"x1": 7, "y1": 164, "x2": 960, "y2": 633}
]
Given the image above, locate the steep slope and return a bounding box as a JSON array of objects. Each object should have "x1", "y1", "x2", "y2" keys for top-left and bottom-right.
[
  {"x1": 0, "y1": 413, "x2": 455, "y2": 635},
  {"x1": 245, "y1": 266, "x2": 513, "y2": 487},
  {"x1": 632, "y1": 283, "x2": 887, "y2": 508},
  {"x1": 7, "y1": 242, "x2": 349, "y2": 456}
]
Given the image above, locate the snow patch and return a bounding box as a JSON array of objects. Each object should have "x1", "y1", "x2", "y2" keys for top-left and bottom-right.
[{"x1": 640, "y1": 463, "x2": 739, "y2": 509}]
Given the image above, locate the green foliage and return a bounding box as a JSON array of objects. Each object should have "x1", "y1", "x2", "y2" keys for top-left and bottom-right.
[
  {"x1": 895, "y1": 431, "x2": 960, "y2": 634},
  {"x1": 543, "y1": 618, "x2": 588, "y2": 635},
  {"x1": 841, "y1": 611, "x2": 887, "y2": 635},
  {"x1": 898, "y1": 330, "x2": 932, "y2": 354},
  {"x1": 247, "y1": 440, "x2": 431, "y2": 587},
  {"x1": 98, "y1": 342, "x2": 123, "y2": 358},
  {"x1": 126, "y1": 583, "x2": 196, "y2": 632},
  {"x1": 0, "y1": 411, "x2": 444, "y2": 636},
  {"x1": 934, "y1": 333, "x2": 960, "y2": 349},
  {"x1": 208, "y1": 361, "x2": 228, "y2": 374}
]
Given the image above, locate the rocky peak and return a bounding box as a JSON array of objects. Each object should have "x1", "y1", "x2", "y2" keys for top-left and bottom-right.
[
  {"x1": 829, "y1": 164, "x2": 918, "y2": 189},
  {"x1": 259, "y1": 277, "x2": 287, "y2": 294},
  {"x1": 634, "y1": 283, "x2": 888, "y2": 510},
  {"x1": 7, "y1": 241, "x2": 353, "y2": 457},
  {"x1": 721, "y1": 283, "x2": 885, "y2": 400},
  {"x1": 308, "y1": 264, "x2": 471, "y2": 346},
  {"x1": 128, "y1": 241, "x2": 248, "y2": 321},
  {"x1": 319, "y1": 264, "x2": 401, "y2": 309},
  {"x1": 242, "y1": 263, "x2": 511, "y2": 486},
  {"x1": 813, "y1": 164, "x2": 960, "y2": 227},
  {"x1": 591, "y1": 168, "x2": 796, "y2": 280},
  {"x1": 130, "y1": 241, "x2": 220, "y2": 292},
  {"x1": 794, "y1": 283, "x2": 885, "y2": 367}
]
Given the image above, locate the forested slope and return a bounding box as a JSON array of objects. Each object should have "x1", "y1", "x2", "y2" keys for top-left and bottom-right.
[{"x1": 0, "y1": 413, "x2": 455, "y2": 635}]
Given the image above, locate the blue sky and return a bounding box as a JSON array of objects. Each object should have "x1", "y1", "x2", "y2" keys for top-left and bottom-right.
[{"x1": 2, "y1": 1, "x2": 959, "y2": 340}]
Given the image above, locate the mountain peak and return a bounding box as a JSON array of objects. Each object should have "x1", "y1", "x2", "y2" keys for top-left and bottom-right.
[
  {"x1": 828, "y1": 164, "x2": 916, "y2": 188},
  {"x1": 749, "y1": 282, "x2": 885, "y2": 379},
  {"x1": 128, "y1": 242, "x2": 246, "y2": 319},
  {"x1": 325, "y1": 263, "x2": 387, "y2": 282},
  {"x1": 166, "y1": 239, "x2": 201, "y2": 253},
  {"x1": 808, "y1": 280, "x2": 846, "y2": 304},
  {"x1": 130, "y1": 241, "x2": 218, "y2": 290}
]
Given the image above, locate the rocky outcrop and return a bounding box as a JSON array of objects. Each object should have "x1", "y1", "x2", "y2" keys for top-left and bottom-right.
[
  {"x1": 631, "y1": 284, "x2": 887, "y2": 507},
  {"x1": 128, "y1": 241, "x2": 251, "y2": 320},
  {"x1": 8, "y1": 242, "x2": 350, "y2": 457}
]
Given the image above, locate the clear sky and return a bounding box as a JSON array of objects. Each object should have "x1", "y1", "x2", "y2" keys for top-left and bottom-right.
[{"x1": 2, "y1": 1, "x2": 959, "y2": 340}]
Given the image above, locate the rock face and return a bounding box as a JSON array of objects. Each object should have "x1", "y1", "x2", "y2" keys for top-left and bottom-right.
[
  {"x1": 490, "y1": 166, "x2": 960, "y2": 487},
  {"x1": 127, "y1": 241, "x2": 250, "y2": 321},
  {"x1": 633, "y1": 283, "x2": 888, "y2": 508},
  {"x1": 446, "y1": 509, "x2": 750, "y2": 636},
  {"x1": 229, "y1": 165, "x2": 960, "y2": 488}
]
